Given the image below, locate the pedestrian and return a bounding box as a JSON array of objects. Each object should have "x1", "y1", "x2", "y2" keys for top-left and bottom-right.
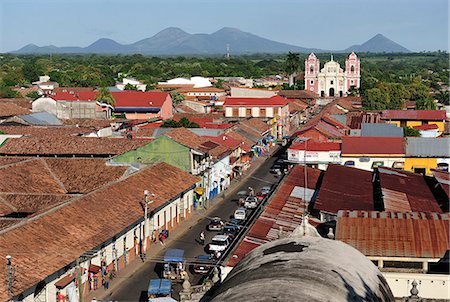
[
  {"x1": 199, "y1": 231, "x2": 205, "y2": 246},
  {"x1": 104, "y1": 273, "x2": 110, "y2": 290},
  {"x1": 159, "y1": 232, "x2": 166, "y2": 246}
]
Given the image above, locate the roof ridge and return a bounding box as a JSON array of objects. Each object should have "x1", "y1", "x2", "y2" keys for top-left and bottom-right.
[
  {"x1": 40, "y1": 158, "x2": 68, "y2": 193},
  {"x1": 0, "y1": 195, "x2": 18, "y2": 212},
  {"x1": 0, "y1": 157, "x2": 39, "y2": 170},
  {"x1": 0, "y1": 163, "x2": 167, "y2": 235}
]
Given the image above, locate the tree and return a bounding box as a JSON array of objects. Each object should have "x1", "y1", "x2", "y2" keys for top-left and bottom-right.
[
  {"x1": 214, "y1": 79, "x2": 224, "y2": 89},
  {"x1": 0, "y1": 85, "x2": 19, "y2": 98},
  {"x1": 403, "y1": 126, "x2": 421, "y2": 137},
  {"x1": 436, "y1": 90, "x2": 449, "y2": 106},
  {"x1": 416, "y1": 97, "x2": 436, "y2": 110},
  {"x1": 124, "y1": 83, "x2": 138, "y2": 90},
  {"x1": 170, "y1": 92, "x2": 185, "y2": 106},
  {"x1": 161, "y1": 118, "x2": 200, "y2": 128},
  {"x1": 364, "y1": 88, "x2": 390, "y2": 110},
  {"x1": 25, "y1": 91, "x2": 41, "y2": 100},
  {"x1": 96, "y1": 87, "x2": 115, "y2": 106},
  {"x1": 285, "y1": 52, "x2": 300, "y2": 87}
]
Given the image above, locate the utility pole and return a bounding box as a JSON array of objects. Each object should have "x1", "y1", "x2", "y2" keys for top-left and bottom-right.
[
  {"x1": 6, "y1": 255, "x2": 14, "y2": 301},
  {"x1": 143, "y1": 190, "x2": 155, "y2": 258},
  {"x1": 75, "y1": 257, "x2": 84, "y2": 302}
]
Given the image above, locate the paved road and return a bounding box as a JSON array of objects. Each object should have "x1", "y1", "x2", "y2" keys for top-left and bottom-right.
[{"x1": 108, "y1": 146, "x2": 286, "y2": 302}]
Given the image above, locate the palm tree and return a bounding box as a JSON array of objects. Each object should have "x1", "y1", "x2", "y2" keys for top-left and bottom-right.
[
  {"x1": 285, "y1": 52, "x2": 300, "y2": 88},
  {"x1": 96, "y1": 87, "x2": 115, "y2": 106}
]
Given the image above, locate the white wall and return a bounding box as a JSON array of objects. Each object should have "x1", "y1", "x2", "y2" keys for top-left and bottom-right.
[
  {"x1": 230, "y1": 87, "x2": 276, "y2": 98},
  {"x1": 225, "y1": 107, "x2": 233, "y2": 117},
  {"x1": 341, "y1": 156, "x2": 404, "y2": 171},
  {"x1": 383, "y1": 272, "x2": 450, "y2": 300},
  {"x1": 288, "y1": 149, "x2": 341, "y2": 167},
  {"x1": 18, "y1": 189, "x2": 195, "y2": 302},
  {"x1": 32, "y1": 97, "x2": 57, "y2": 115}
]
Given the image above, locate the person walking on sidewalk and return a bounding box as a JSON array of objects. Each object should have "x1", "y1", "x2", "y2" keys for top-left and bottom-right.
[{"x1": 199, "y1": 231, "x2": 205, "y2": 246}]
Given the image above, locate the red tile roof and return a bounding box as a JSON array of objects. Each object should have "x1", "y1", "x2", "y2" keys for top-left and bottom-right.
[
  {"x1": 0, "y1": 162, "x2": 200, "y2": 301},
  {"x1": 223, "y1": 95, "x2": 288, "y2": 107},
  {"x1": 341, "y1": 136, "x2": 405, "y2": 155},
  {"x1": 164, "y1": 128, "x2": 230, "y2": 159},
  {"x1": 0, "y1": 126, "x2": 94, "y2": 137},
  {"x1": 48, "y1": 91, "x2": 98, "y2": 101},
  {"x1": 381, "y1": 110, "x2": 446, "y2": 121},
  {"x1": 240, "y1": 118, "x2": 271, "y2": 134},
  {"x1": 0, "y1": 102, "x2": 31, "y2": 117},
  {"x1": 412, "y1": 124, "x2": 439, "y2": 130},
  {"x1": 0, "y1": 137, "x2": 148, "y2": 156},
  {"x1": 278, "y1": 90, "x2": 318, "y2": 99},
  {"x1": 336, "y1": 210, "x2": 450, "y2": 259},
  {"x1": 289, "y1": 141, "x2": 340, "y2": 151},
  {"x1": 112, "y1": 91, "x2": 170, "y2": 108},
  {"x1": 378, "y1": 167, "x2": 442, "y2": 213},
  {"x1": 314, "y1": 164, "x2": 374, "y2": 213},
  {"x1": 203, "y1": 135, "x2": 242, "y2": 150},
  {"x1": 227, "y1": 165, "x2": 322, "y2": 267}
]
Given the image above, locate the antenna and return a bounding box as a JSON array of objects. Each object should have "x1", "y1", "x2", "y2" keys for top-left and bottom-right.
[{"x1": 226, "y1": 44, "x2": 230, "y2": 60}]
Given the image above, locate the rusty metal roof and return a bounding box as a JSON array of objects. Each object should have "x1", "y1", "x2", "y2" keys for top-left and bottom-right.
[
  {"x1": 336, "y1": 210, "x2": 450, "y2": 259},
  {"x1": 378, "y1": 167, "x2": 442, "y2": 213},
  {"x1": 314, "y1": 164, "x2": 374, "y2": 214},
  {"x1": 227, "y1": 165, "x2": 322, "y2": 267}
]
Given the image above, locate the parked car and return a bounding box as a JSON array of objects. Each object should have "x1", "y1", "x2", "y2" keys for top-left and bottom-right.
[
  {"x1": 192, "y1": 255, "x2": 214, "y2": 274},
  {"x1": 234, "y1": 208, "x2": 246, "y2": 220},
  {"x1": 221, "y1": 225, "x2": 241, "y2": 239},
  {"x1": 228, "y1": 218, "x2": 244, "y2": 226},
  {"x1": 207, "y1": 217, "x2": 224, "y2": 231},
  {"x1": 260, "y1": 186, "x2": 271, "y2": 195},
  {"x1": 244, "y1": 196, "x2": 258, "y2": 209},
  {"x1": 270, "y1": 164, "x2": 281, "y2": 174},
  {"x1": 208, "y1": 234, "x2": 231, "y2": 252}
]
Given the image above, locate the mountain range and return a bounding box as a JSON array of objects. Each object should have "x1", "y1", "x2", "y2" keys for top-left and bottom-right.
[{"x1": 12, "y1": 27, "x2": 410, "y2": 55}]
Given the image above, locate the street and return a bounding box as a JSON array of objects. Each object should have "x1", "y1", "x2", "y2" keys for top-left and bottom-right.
[{"x1": 107, "y1": 146, "x2": 287, "y2": 302}]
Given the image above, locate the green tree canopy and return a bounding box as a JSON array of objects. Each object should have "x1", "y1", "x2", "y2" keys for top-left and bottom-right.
[{"x1": 95, "y1": 87, "x2": 115, "y2": 106}]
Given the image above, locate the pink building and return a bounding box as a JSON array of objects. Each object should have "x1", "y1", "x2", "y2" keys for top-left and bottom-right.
[
  {"x1": 112, "y1": 91, "x2": 173, "y2": 120},
  {"x1": 305, "y1": 52, "x2": 360, "y2": 97}
]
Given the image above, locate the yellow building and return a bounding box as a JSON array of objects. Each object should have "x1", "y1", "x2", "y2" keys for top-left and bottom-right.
[
  {"x1": 381, "y1": 110, "x2": 446, "y2": 134},
  {"x1": 404, "y1": 137, "x2": 449, "y2": 175}
]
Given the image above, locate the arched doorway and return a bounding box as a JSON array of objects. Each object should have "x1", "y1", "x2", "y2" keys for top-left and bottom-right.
[{"x1": 329, "y1": 88, "x2": 335, "y2": 97}]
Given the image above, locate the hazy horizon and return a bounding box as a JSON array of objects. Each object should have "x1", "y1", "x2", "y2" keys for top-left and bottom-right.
[{"x1": 0, "y1": 0, "x2": 448, "y2": 53}]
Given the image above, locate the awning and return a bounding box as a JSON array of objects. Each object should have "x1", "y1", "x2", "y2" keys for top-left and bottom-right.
[
  {"x1": 88, "y1": 264, "x2": 101, "y2": 274},
  {"x1": 55, "y1": 274, "x2": 75, "y2": 289},
  {"x1": 194, "y1": 187, "x2": 205, "y2": 195}
]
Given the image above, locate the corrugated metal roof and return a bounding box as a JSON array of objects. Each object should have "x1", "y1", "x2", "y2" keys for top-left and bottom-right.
[
  {"x1": 361, "y1": 123, "x2": 403, "y2": 137},
  {"x1": 227, "y1": 166, "x2": 322, "y2": 267},
  {"x1": 341, "y1": 136, "x2": 405, "y2": 155},
  {"x1": 381, "y1": 110, "x2": 446, "y2": 121},
  {"x1": 336, "y1": 210, "x2": 450, "y2": 259},
  {"x1": 378, "y1": 167, "x2": 442, "y2": 213},
  {"x1": 18, "y1": 112, "x2": 62, "y2": 125},
  {"x1": 314, "y1": 164, "x2": 374, "y2": 213},
  {"x1": 405, "y1": 137, "x2": 450, "y2": 157}
]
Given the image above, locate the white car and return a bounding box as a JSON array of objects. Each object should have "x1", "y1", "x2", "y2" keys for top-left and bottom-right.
[
  {"x1": 208, "y1": 234, "x2": 231, "y2": 252},
  {"x1": 260, "y1": 186, "x2": 271, "y2": 195},
  {"x1": 244, "y1": 196, "x2": 258, "y2": 209},
  {"x1": 234, "y1": 208, "x2": 246, "y2": 220}
]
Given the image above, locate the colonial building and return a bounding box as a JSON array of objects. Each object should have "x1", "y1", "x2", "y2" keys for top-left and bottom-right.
[{"x1": 305, "y1": 52, "x2": 360, "y2": 97}]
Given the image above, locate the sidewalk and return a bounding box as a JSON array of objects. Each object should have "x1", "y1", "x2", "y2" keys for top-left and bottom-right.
[{"x1": 86, "y1": 145, "x2": 280, "y2": 302}]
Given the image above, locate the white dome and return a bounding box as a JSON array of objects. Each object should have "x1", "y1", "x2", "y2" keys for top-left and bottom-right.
[
  {"x1": 190, "y1": 76, "x2": 212, "y2": 88},
  {"x1": 209, "y1": 236, "x2": 394, "y2": 302},
  {"x1": 166, "y1": 78, "x2": 192, "y2": 85}
]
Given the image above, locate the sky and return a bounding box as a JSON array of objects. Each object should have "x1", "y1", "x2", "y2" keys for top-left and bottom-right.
[{"x1": 0, "y1": 0, "x2": 448, "y2": 53}]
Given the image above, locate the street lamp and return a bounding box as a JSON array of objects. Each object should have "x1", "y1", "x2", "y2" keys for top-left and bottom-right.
[
  {"x1": 6, "y1": 255, "x2": 14, "y2": 300},
  {"x1": 143, "y1": 190, "x2": 155, "y2": 257}
]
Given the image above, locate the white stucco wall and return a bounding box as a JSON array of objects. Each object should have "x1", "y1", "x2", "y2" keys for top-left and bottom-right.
[
  {"x1": 341, "y1": 156, "x2": 404, "y2": 171},
  {"x1": 32, "y1": 97, "x2": 57, "y2": 115},
  {"x1": 383, "y1": 272, "x2": 450, "y2": 300}
]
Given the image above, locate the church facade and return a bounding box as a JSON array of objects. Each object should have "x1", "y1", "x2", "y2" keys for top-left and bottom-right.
[{"x1": 304, "y1": 52, "x2": 360, "y2": 97}]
